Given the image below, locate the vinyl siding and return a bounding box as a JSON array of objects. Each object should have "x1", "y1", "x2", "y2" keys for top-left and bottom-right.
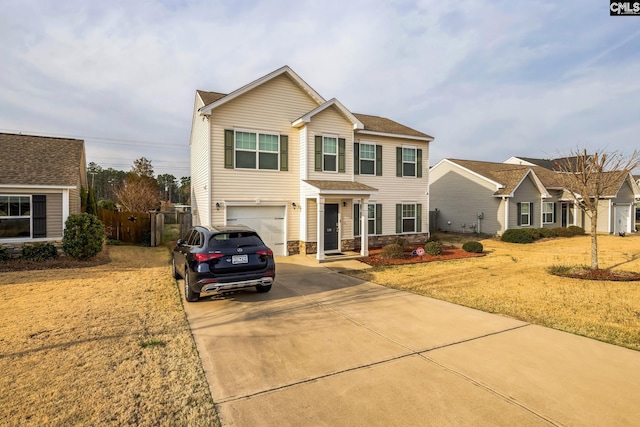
[
  {"x1": 429, "y1": 161, "x2": 501, "y2": 234},
  {"x1": 190, "y1": 94, "x2": 211, "y2": 227},
  {"x1": 306, "y1": 106, "x2": 354, "y2": 180},
  {"x1": 46, "y1": 193, "x2": 63, "y2": 237},
  {"x1": 509, "y1": 176, "x2": 541, "y2": 227},
  {"x1": 354, "y1": 134, "x2": 429, "y2": 237},
  {"x1": 207, "y1": 74, "x2": 320, "y2": 240}
]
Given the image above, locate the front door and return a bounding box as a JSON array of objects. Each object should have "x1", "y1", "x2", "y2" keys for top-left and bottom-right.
[{"x1": 324, "y1": 204, "x2": 339, "y2": 252}]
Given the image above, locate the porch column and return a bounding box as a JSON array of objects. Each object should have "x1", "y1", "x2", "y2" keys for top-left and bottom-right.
[
  {"x1": 316, "y1": 196, "x2": 325, "y2": 261},
  {"x1": 503, "y1": 197, "x2": 509, "y2": 232},
  {"x1": 360, "y1": 197, "x2": 369, "y2": 257},
  {"x1": 573, "y1": 204, "x2": 579, "y2": 226}
]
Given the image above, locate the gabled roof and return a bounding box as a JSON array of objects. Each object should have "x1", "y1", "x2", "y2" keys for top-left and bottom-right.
[
  {"x1": 354, "y1": 113, "x2": 433, "y2": 141},
  {"x1": 0, "y1": 133, "x2": 86, "y2": 187},
  {"x1": 195, "y1": 66, "x2": 433, "y2": 141},
  {"x1": 292, "y1": 98, "x2": 364, "y2": 130},
  {"x1": 444, "y1": 159, "x2": 561, "y2": 197},
  {"x1": 198, "y1": 65, "x2": 325, "y2": 115},
  {"x1": 197, "y1": 90, "x2": 226, "y2": 106}
]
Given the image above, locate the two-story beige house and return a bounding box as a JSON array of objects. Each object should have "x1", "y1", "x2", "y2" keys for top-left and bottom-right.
[{"x1": 189, "y1": 66, "x2": 433, "y2": 259}]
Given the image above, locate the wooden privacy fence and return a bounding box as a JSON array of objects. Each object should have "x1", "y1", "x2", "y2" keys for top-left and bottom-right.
[{"x1": 98, "y1": 209, "x2": 153, "y2": 245}]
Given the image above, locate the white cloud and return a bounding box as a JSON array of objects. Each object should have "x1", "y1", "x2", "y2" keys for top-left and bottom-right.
[{"x1": 0, "y1": 0, "x2": 639, "y2": 178}]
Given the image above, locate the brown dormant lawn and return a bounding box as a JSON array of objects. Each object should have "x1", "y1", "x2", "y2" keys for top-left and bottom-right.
[
  {"x1": 0, "y1": 246, "x2": 219, "y2": 426},
  {"x1": 346, "y1": 234, "x2": 640, "y2": 351}
]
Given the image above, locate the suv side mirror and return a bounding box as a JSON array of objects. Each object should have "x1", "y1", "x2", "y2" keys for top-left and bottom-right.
[{"x1": 176, "y1": 239, "x2": 184, "y2": 246}]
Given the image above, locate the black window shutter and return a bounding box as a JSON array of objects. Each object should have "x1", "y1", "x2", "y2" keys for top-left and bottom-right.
[
  {"x1": 417, "y1": 149, "x2": 423, "y2": 178},
  {"x1": 354, "y1": 204, "x2": 360, "y2": 236},
  {"x1": 417, "y1": 203, "x2": 422, "y2": 232},
  {"x1": 396, "y1": 147, "x2": 402, "y2": 177},
  {"x1": 315, "y1": 136, "x2": 322, "y2": 171},
  {"x1": 354, "y1": 143, "x2": 360, "y2": 175},
  {"x1": 396, "y1": 204, "x2": 402, "y2": 233},
  {"x1": 376, "y1": 145, "x2": 383, "y2": 176},
  {"x1": 553, "y1": 202, "x2": 557, "y2": 222},
  {"x1": 224, "y1": 130, "x2": 234, "y2": 169},
  {"x1": 517, "y1": 203, "x2": 521, "y2": 226},
  {"x1": 338, "y1": 138, "x2": 346, "y2": 173},
  {"x1": 376, "y1": 204, "x2": 382, "y2": 235},
  {"x1": 280, "y1": 135, "x2": 288, "y2": 171},
  {"x1": 33, "y1": 195, "x2": 46, "y2": 238},
  {"x1": 529, "y1": 202, "x2": 533, "y2": 225}
]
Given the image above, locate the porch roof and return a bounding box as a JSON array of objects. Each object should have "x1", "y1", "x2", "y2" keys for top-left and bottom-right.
[{"x1": 303, "y1": 180, "x2": 378, "y2": 196}]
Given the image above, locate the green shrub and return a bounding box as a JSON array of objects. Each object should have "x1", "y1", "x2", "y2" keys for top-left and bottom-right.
[
  {"x1": 380, "y1": 243, "x2": 405, "y2": 259},
  {"x1": 501, "y1": 229, "x2": 534, "y2": 244},
  {"x1": 424, "y1": 241, "x2": 442, "y2": 256},
  {"x1": 552, "y1": 227, "x2": 573, "y2": 238},
  {"x1": 522, "y1": 228, "x2": 542, "y2": 240},
  {"x1": 21, "y1": 242, "x2": 58, "y2": 261},
  {"x1": 0, "y1": 246, "x2": 11, "y2": 262},
  {"x1": 567, "y1": 225, "x2": 586, "y2": 236},
  {"x1": 391, "y1": 237, "x2": 410, "y2": 251},
  {"x1": 462, "y1": 241, "x2": 483, "y2": 253},
  {"x1": 63, "y1": 213, "x2": 106, "y2": 260},
  {"x1": 537, "y1": 227, "x2": 557, "y2": 238}
]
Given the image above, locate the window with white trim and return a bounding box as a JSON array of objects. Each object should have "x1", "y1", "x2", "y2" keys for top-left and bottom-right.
[
  {"x1": 519, "y1": 202, "x2": 531, "y2": 226},
  {"x1": 543, "y1": 202, "x2": 555, "y2": 224},
  {"x1": 0, "y1": 195, "x2": 31, "y2": 239},
  {"x1": 360, "y1": 143, "x2": 375, "y2": 175},
  {"x1": 235, "y1": 131, "x2": 279, "y2": 170},
  {"x1": 402, "y1": 147, "x2": 416, "y2": 177},
  {"x1": 323, "y1": 136, "x2": 338, "y2": 172},
  {"x1": 402, "y1": 203, "x2": 416, "y2": 233},
  {"x1": 367, "y1": 204, "x2": 376, "y2": 235}
]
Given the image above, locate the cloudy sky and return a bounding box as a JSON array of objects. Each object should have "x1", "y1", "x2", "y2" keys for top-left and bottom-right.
[{"x1": 1, "y1": 0, "x2": 639, "y2": 179}]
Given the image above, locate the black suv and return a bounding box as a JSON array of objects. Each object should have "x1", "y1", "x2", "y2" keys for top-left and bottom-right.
[{"x1": 172, "y1": 225, "x2": 276, "y2": 302}]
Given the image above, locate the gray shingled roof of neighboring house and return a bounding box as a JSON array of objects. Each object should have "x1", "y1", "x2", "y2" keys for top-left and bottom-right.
[
  {"x1": 0, "y1": 133, "x2": 86, "y2": 187},
  {"x1": 195, "y1": 90, "x2": 432, "y2": 139},
  {"x1": 449, "y1": 159, "x2": 563, "y2": 196}
]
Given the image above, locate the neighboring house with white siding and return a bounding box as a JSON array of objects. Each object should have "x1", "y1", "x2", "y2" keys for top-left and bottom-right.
[
  {"x1": 430, "y1": 158, "x2": 640, "y2": 236},
  {"x1": 189, "y1": 66, "x2": 433, "y2": 259},
  {"x1": 0, "y1": 133, "x2": 87, "y2": 249}
]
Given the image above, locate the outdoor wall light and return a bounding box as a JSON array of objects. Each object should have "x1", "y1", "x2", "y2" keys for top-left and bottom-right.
[
  {"x1": 215, "y1": 202, "x2": 221, "y2": 210},
  {"x1": 291, "y1": 202, "x2": 297, "y2": 208},
  {"x1": 342, "y1": 201, "x2": 347, "y2": 207}
]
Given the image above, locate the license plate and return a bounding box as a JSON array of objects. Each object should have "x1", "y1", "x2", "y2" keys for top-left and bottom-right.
[{"x1": 232, "y1": 254, "x2": 248, "y2": 264}]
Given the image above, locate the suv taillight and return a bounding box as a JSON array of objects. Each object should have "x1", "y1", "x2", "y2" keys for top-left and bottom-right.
[
  {"x1": 257, "y1": 249, "x2": 273, "y2": 257},
  {"x1": 194, "y1": 253, "x2": 224, "y2": 262}
]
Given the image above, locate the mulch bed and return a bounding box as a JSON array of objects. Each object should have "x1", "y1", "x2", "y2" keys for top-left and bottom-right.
[
  {"x1": 0, "y1": 250, "x2": 110, "y2": 273},
  {"x1": 360, "y1": 245, "x2": 485, "y2": 267},
  {"x1": 551, "y1": 266, "x2": 640, "y2": 281}
]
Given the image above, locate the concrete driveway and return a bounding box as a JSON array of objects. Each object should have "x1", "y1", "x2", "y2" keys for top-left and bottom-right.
[{"x1": 182, "y1": 255, "x2": 640, "y2": 426}]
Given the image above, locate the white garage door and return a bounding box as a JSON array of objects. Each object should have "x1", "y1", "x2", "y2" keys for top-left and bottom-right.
[{"x1": 227, "y1": 206, "x2": 286, "y2": 256}]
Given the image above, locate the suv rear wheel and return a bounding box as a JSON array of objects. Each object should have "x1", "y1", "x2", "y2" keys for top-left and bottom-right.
[
  {"x1": 256, "y1": 284, "x2": 272, "y2": 293},
  {"x1": 184, "y1": 272, "x2": 200, "y2": 302}
]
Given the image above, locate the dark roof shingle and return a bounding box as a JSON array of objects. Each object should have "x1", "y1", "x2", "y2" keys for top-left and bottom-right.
[{"x1": 0, "y1": 133, "x2": 86, "y2": 187}]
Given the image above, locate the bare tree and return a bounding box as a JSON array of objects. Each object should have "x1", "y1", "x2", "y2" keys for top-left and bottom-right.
[
  {"x1": 555, "y1": 148, "x2": 640, "y2": 269},
  {"x1": 114, "y1": 173, "x2": 161, "y2": 212}
]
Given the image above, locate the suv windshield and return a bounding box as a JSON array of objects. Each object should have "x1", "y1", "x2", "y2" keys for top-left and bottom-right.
[{"x1": 208, "y1": 232, "x2": 264, "y2": 250}]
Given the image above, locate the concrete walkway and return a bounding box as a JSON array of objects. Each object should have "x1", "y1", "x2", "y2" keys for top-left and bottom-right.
[{"x1": 182, "y1": 255, "x2": 640, "y2": 426}]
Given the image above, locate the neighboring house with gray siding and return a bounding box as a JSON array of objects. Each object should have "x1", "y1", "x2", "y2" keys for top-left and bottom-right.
[
  {"x1": 429, "y1": 158, "x2": 640, "y2": 236},
  {"x1": 0, "y1": 133, "x2": 87, "y2": 247},
  {"x1": 189, "y1": 66, "x2": 434, "y2": 259}
]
